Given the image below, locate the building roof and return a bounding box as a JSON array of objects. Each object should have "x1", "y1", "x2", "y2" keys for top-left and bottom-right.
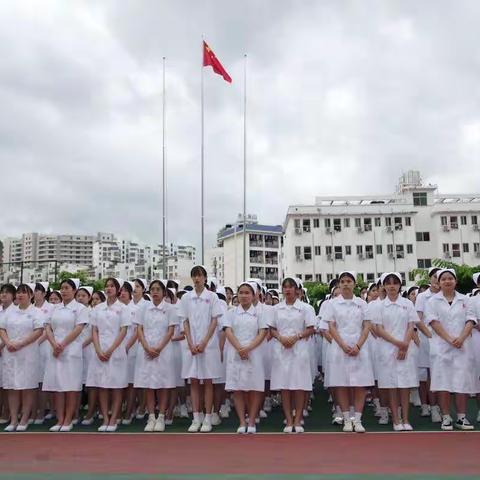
[{"x1": 219, "y1": 223, "x2": 283, "y2": 241}]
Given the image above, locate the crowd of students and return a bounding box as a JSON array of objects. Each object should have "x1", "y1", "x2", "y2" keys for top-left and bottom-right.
[{"x1": 0, "y1": 264, "x2": 479, "y2": 434}]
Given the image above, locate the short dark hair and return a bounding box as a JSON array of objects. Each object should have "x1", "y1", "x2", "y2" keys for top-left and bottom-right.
[
  {"x1": 190, "y1": 266, "x2": 207, "y2": 278},
  {"x1": 0, "y1": 284, "x2": 16, "y2": 297},
  {"x1": 60, "y1": 279, "x2": 78, "y2": 291}
]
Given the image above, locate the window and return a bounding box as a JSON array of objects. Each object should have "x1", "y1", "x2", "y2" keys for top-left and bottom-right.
[
  {"x1": 304, "y1": 246, "x2": 312, "y2": 260},
  {"x1": 387, "y1": 244, "x2": 394, "y2": 254},
  {"x1": 305, "y1": 274, "x2": 313, "y2": 282},
  {"x1": 354, "y1": 218, "x2": 362, "y2": 228},
  {"x1": 417, "y1": 259, "x2": 432, "y2": 269},
  {"x1": 344, "y1": 218, "x2": 350, "y2": 228},
  {"x1": 474, "y1": 243, "x2": 480, "y2": 253},
  {"x1": 463, "y1": 243, "x2": 469, "y2": 253},
  {"x1": 294, "y1": 219, "x2": 300, "y2": 229},
  {"x1": 327, "y1": 274, "x2": 333, "y2": 282},
  {"x1": 376, "y1": 245, "x2": 383, "y2": 255},
  {"x1": 324, "y1": 218, "x2": 331, "y2": 228},
  {"x1": 356, "y1": 245, "x2": 363, "y2": 255},
  {"x1": 303, "y1": 219, "x2": 311, "y2": 232},
  {"x1": 333, "y1": 218, "x2": 342, "y2": 232},
  {"x1": 409, "y1": 271, "x2": 415, "y2": 282},
  {"x1": 416, "y1": 232, "x2": 430, "y2": 242},
  {"x1": 364, "y1": 218, "x2": 372, "y2": 231},
  {"x1": 407, "y1": 244, "x2": 413, "y2": 254},
  {"x1": 385, "y1": 217, "x2": 392, "y2": 227},
  {"x1": 394, "y1": 217, "x2": 402, "y2": 227},
  {"x1": 315, "y1": 274, "x2": 322, "y2": 282},
  {"x1": 365, "y1": 245, "x2": 374, "y2": 259},
  {"x1": 315, "y1": 246, "x2": 321, "y2": 256},
  {"x1": 472, "y1": 215, "x2": 478, "y2": 225},
  {"x1": 461, "y1": 216, "x2": 467, "y2": 226},
  {"x1": 334, "y1": 246, "x2": 343, "y2": 260},
  {"x1": 396, "y1": 245, "x2": 405, "y2": 259},
  {"x1": 313, "y1": 218, "x2": 320, "y2": 228},
  {"x1": 400, "y1": 272, "x2": 406, "y2": 285},
  {"x1": 295, "y1": 246, "x2": 301, "y2": 257},
  {"x1": 450, "y1": 216, "x2": 458, "y2": 229},
  {"x1": 366, "y1": 273, "x2": 375, "y2": 282},
  {"x1": 296, "y1": 274, "x2": 303, "y2": 280},
  {"x1": 413, "y1": 192, "x2": 428, "y2": 206},
  {"x1": 452, "y1": 243, "x2": 461, "y2": 257},
  {"x1": 345, "y1": 245, "x2": 352, "y2": 255},
  {"x1": 441, "y1": 216, "x2": 448, "y2": 226},
  {"x1": 405, "y1": 217, "x2": 412, "y2": 226},
  {"x1": 326, "y1": 246, "x2": 332, "y2": 255},
  {"x1": 442, "y1": 243, "x2": 450, "y2": 253},
  {"x1": 375, "y1": 217, "x2": 381, "y2": 227}
]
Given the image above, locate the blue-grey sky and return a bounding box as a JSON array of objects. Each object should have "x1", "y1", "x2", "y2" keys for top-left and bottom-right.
[{"x1": 1, "y1": 1, "x2": 479, "y2": 249}]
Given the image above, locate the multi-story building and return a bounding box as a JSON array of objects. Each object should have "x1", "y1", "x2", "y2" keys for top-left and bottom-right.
[
  {"x1": 212, "y1": 214, "x2": 283, "y2": 290},
  {"x1": 283, "y1": 171, "x2": 480, "y2": 285},
  {"x1": 205, "y1": 246, "x2": 225, "y2": 285}
]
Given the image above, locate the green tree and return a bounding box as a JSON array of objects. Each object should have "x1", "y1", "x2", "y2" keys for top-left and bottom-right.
[{"x1": 51, "y1": 271, "x2": 105, "y2": 292}]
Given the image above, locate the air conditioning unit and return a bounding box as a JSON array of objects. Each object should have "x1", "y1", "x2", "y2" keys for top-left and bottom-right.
[
  {"x1": 451, "y1": 223, "x2": 458, "y2": 230},
  {"x1": 395, "y1": 224, "x2": 403, "y2": 231},
  {"x1": 327, "y1": 254, "x2": 333, "y2": 261},
  {"x1": 303, "y1": 227, "x2": 311, "y2": 233},
  {"x1": 325, "y1": 227, "x2": 332, "y2": 234},
  {"x1": 388, "y1": 253, "x2": 394, "y2": 259},
  {"x1": 442, "y1": 225, "x2": 450, "y2": 232},
  {"x1": 357, "y1": 254, "x2": 364, "y2": 260},
  {"x1": 357, "y1": 227, "x2": 364, "y2": 234},
  {"x1": 473, "y1": 224, "x2": 479, "y2": 231},
  {"x1": 444, "y1": 252, "x2": 451, "y2": 259},
  {"x1": 295, "y1": 228, "x2": 302, "y2": 235},
  {"x1": 295, "y1": 255, "x2": 303, "y2": 262},
  {"x1": 386, "y1": 226, "x2": 393, "y2": 233}
]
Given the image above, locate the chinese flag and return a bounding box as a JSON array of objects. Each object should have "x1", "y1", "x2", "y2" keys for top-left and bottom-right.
[{"x1": 203, "y1": 41, "x2": 232, "y2": 83}]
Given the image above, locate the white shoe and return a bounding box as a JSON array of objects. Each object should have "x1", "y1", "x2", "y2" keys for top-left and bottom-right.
[
  {"x1": 477, "y1": 410, "x2": 480, "y2": 423},
  {"x1": 45, "y1": 413, "x2": 54, "y2": 420},
  {"x1": 60, "y1": 424, "x2": 73, "y2": 432},
  {"x1": 211, "y1": 412, "x2": 221, "y2": 426},
  {"x1": 441, "y1": 416, "x2": 453, "y2": 431},
  {"x1": 97, "y1": 425, "x2": 108, "y2": 432},
  {"x1": 283, "y1": 425, "x2": 293, "y2": 433},
  {"x1": 236, "y1": 425, "x2": 246, "y2": 434},
  {"x1": 98, "y1": 414, "x2": 104, "y2": 420},
  {"x1": 144, "y1": 414, "x2": 156, "y2": 432},
  {"x1": 420, "y1": 405, "x2": 431, "y2": 417},
  {"x1": 179, "y1": 404, "x2": 189, "y2": 418},
  {"x1": 294, "y1": 425, "x2": 304, "y2": 433},
  {"x1": 173, "y1": 405, "x2": 181, "y2": 418},
  {"x1": 34, "y1": 417, "x2": 45, "y2": 425},
  {"x1": 106, "y1": 425, "x2": 117, "y2": 432},
  {"x1": 247, "y1": 426, "x2": 256, "y2": 434},
  {"x1": 343, "y1": 420, "x2": 353, "y2": 432},
  {"x1": 255, "y1": 417, "x2": 260, "y2": 424},
  {"x1": 27, "y1": 419, "x2": 34, "y2": 425},
  {"x1": 378, "y1": 412, "x2": 389, "y2": 425},
  {"x1": 121, "y1": 415, "x2": 133, "y2": 425},
  {"x1": 410, "y1": 389, "x2": 421, "y2": 407},
  {"x1": 0, "y1": 418, "x2": 9, "y2": 424},
  {"x1": 431, "y1": 406, "x2": 442, "y2": 423},
  {"x1": 353, "y1": 421, "x2": 365, "y2": 433},
  {"x1": 154, "y1": 414, "x2": 165, "y2": 432},
  {"x1": 200, "y1": 420, "x2": 212, "y2": 432},
  {"x1": 81, "y1": 417, "x2": 95, "y2": 426},
  {"x1": 4, "y1": 424, "x2": 16, "y2": 432},
  {"x1": 49, "y1": 424, "x2": 62, "y2": 432},
  {"x1": 263, "y1": 397, "x2": 272, "y2": 412},
  {"x1": 219, "y1": 404, "x2": 229, "y2": 419},
  {"x1": 186, "y1": 398, "x2": 193, "y2": 413},
  {"x1": 259, "y1": 410, "x2": 267, "y2": 419},
  {"x1": 165, "y1": 418, "x2": 173, "y2": 426},
  {"x1": 302, "y1": 409, "x2": 309, "y2": 418},
  {"x1": 188, "y1": 420, "x2": 201, "y2": 433},
  {"x1": 393, "y1": 423, "x2": 404, "y2": 431},
  {"x1": 332, "y1": 416, "x2": 343, "y2": 425},
  {"x1": 16, "y1": 424, "x2": 28, "y2": 432},
  {"x1": 135, "y1": 411, "x2": 146, "y2": 420},
  {"x1": 403, "y1": 423, "x2": 413, "y2": 431},
  {"x1": 72, "y1": 418, "x2": 79, "y2": 425}
]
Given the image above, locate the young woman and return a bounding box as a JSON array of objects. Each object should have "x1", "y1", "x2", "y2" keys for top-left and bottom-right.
[
  {"x1": 373, "y1": 273, "x2": 419, "y2": 431},
  {"x1": 224, "y1": 282, "x2": 267, "y2": 433},
  {"x1": 0, "y1": 284, "x2": 44, "y2": 431},
  {"x1": 323, "y1": 271, "x2": 373, "y2": 433},
  {"x1": 225, "y1": 287, "x2": 234, "y2": 309},
  {"x1": 269, "y1": 277, "x2": 315, "y2": 433},
  {"x1": 48, "y1": 291, "x2": 62, "y2": 305},
  {"x1": 178, "y1": 265, "x2": 224, "y2": 433},
  {"x1": 43, "y1": 278, "x2": 89, "y2": 432},
  {"x1": 86, "y1": 278, "x2": 131, "y2": 432},
  {"x1": 134, "y1": 280, "x2": 177, "y2": 432},
  {"x1": 424, "y1": 268, "x2": 479, "y2": 430},
  {"x1": 81, "y1": 289, "x2": 105, "y2": 425}
]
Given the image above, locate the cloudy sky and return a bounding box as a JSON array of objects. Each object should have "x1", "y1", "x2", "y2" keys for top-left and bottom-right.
[{"x1": 1, "y1": 0, "x2": 480, "y2": 253}]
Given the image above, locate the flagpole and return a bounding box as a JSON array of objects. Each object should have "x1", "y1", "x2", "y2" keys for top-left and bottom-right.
[
  {"x1": 201, "y1": 38, "x2": 205, "y2": 265},
  {"x1": 242, "y1": 54, "x2": 247, "y2": 281},
  {"x1": 162, "y1": 56, "x2": 167, "y2": 278}
]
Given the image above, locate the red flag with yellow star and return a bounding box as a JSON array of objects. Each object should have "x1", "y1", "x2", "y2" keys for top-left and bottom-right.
[{"x1": 203, "y1": 41, "x2": 232, "y2": 83}]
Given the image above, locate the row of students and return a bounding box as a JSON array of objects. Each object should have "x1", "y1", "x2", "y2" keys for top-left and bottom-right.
[{"x1": 0, "y1": 265, "x2": 479, "y2": 433}]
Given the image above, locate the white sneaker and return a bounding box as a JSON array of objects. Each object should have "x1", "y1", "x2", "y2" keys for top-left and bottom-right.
[
  {"x1": 16, "y1": 424, "x2": 28, "y2": 432},
  {"x1": 188, "y1": 420, "x2": 201, "y2": 433},
  {"x1": 45, "y1": 413, "x2": 54, "y2": 420},
  {"x1": 211, "y1": 412, "x2": 221, "y2": 426},
  {"x1": 179, "y1": 404, "x2": 189, "y2": 418},
  {"x1": 332, "y1": 415, "x2": 343, "y2": 425},
  {"x1": 121, "y1": 415, "x2": 133, "y2": 425},
  {"x1": 283, "y1": 425, "x2": 293, "y2": 433},
  {"x1": 219, "y1": 405, "x2": 229, "y2": 419},
  {"x1": 144, "y1": 414, "x2": 156, "y2": 432},
  {"x1": 49, "y1": 424, "x2": 62, "y2": 432},
  {"x1": 259, "y1": 410, "x2": 267, "y2": 419},
  {"x1": 97, "y1": 425, "x2": 108, "y2": 432},
  {"x1": 72, "y1": 418, "x2": 79, "y2": 425},
  {"x1": 353, "y1": 421, "x2": 365, "y2": 433},
  {"x1": 420, "y1": 404, "x2": 431, "y2": 417},
  {"x1": 343, "y1": 420, "x2": 353, "y2": 432},
  {"x1": 302, "y1": 409, "x2": 309, "y2": 418},
  {"x1": 135, "y1": 410, "x2": 146, "y2": 420},
  {"x1": 263, "y1": 397, "x2": 272, "y2": 412},
  {"x1": 455, "y1": 418, "x2": 474, "y2": 430},
  {"x1": 34, "y1": 417, "x2": 45, "y2": 425},
  {"x1": 154, "y1": 414, "x2": 165, "y2": 432},
  {"x1": 200, "y1": 420, "x2": 212, "y2": 432},
  {"x1": 431, "y1": 406, "x2": 442, "y2": 423},
  {"x1": 294, "y1": 425, "x2": 305, "y2": 433},
  {"x1": 59, "y1": 424, "x2": 73, "y2": 432},
  {"x1": 106, "y1": 425, "x2": 117, "y2": 432},
  {"x1": 173, "y1": 405, "x2": 181, "y2": 418},
  {"x1": 236, "y1": 425, "x2": 246, "y2": 434},
  {"x1": 4, "y1": 424, "x2": 16, "y2": 432},
  {"x1": 393, "y1": 423, "x2": 405, "y2": 431},
  {"x1": 410, "y1": 389, "x2": 421, "y2": 407},
  {"x1": 378, "y1": 410, "x2": 389, "y2": 425},
  {"x1": 403, "y1": 423, "x2": 413, "y2": 431},
  {"x1": 81, "y1": 417, "x2": 95, "y2": 426},
  {"x1": 247, "y1": 425, "x2": 256, "y2": 434},
  {"x1": 441, "y1": 416, "x2": 453, "y2": 431},
  {"x1": 165, "y1": 418, "x2": 173, "y2": 426}
]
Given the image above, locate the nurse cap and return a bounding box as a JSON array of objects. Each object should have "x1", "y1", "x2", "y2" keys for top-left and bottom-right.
[
  {"x1": 472, "y1": 288, "x2": 480, "y2": 296},
  {"x1": 68, "y1": 278, "x2": 81, "y2": 290},
  {"x1": 246, "y1": 278, "x2": 263, "y2": 291},
  {"x1": 382, "y1": 272, "x2": 402, "y2": 285},
  {"x1": 134, "y1": 278, "x2": 147, "y2": 291},
  {"x1": 472, "y1": 272, "x2": 480, "y2": 286},
  {"x1": 338, "y1": 271, "x2": 356, "y2": 283},
  {"x1": 208, "y1": 277, "x2": 218, "y2": 289},
  {"x1": 36, "y1": 281, "x2": 49, "y2": 292},
  {"x1": 168, "y1": 287, "x2": 177, "y2": 296},
  {"x1": 238, "y1": 281, "x2": 257, "y2": 294},
  {"x1": 282, "y1": 276, "x2": 300, "y2": 288},
  {"x1": 436, "y1": 268, "x2": 457, "y2": 281},
  {"x1": 112, "y1": 278, "x2": 124, "y2": 290},
  {"x1": 191, "y1": 265, "x2": 208, "y2": 277},
  {"x1": 428, "y1": 267, "x2": 441, "y2": 277},
  {"x1": 79, "y1": 285, "x2": 93, "y2": 296},
  {"x1": 367, "y1": 282, "x2": 376, "y2": 292},
  {"x1": 26, "y1": 282, "x2": 36, "y2": 293}
]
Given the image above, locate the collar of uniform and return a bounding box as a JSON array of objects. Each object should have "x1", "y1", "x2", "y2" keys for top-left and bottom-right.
[
  {"x1": 383, "y1": 296, "x2": 402, "y2": 307},
  {"x1": 236, "y1": 305, "x2": 256, "y2": 316},
  {"x1": 102, "y1": 299, "x2": 121, "y2": 309},
  {"x1": 433, "y1": 291, "x2": 464, "y2": 305},
  {"x1": 192, "y1": 288, "x2": 210, "y2": 301},
  {"x1": 61, "y1": 299, "x2": 78, "y2": 310},
  {"x1": 149, "y1": 300, "x2": 168, "y2": 312},
  {"x1": 336, "y1": 294, "x2": 359, "y2": 305},
  {"x1": 278, "y1": 299, "x2": 303, "y2": 311}
]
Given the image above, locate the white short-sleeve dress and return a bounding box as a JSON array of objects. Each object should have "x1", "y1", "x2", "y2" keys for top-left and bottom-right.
[
  {"x1": 471, "y1": 295, "x2": 480, "y2": 378},
  {"x1": 424, "y1": 292, "x2": 480, "y2": 394},
  {"x1": 0, "y1": 305, "x2": 44, "y2": 390},
  {"x1": 133, "y1": 300, "x2": 178, "y2": 389},
  {"x1": 224, "y1": 305, "x2": 268, "y2": 392},
  {"x1": 124, "y1": 300, "x2": 142, "y2": 384},
  {"x1": 415, "y1": 288, "x2": 435, "y2": 370},
  {"x1": 43, "y1": 299, "x2": 89, "y2": 392},
  {"x1": 178, "y1": 288, "x2": 224, "y2": 380},
  {"x1": 323, "y1": 296, "x2": 374, "y2": 388},
  {"x1": 35, "y1": 301, "x2": 54, "y2": 383},
  {"x1": 268, "y1": 299, "x2": 316, "y2": 391},
  {"x1": 86, "y1": 300, "x2": 131, "y2": 389},
  {"x1": 372, "y1": 296, "x2": 419, "y2": 389}
]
